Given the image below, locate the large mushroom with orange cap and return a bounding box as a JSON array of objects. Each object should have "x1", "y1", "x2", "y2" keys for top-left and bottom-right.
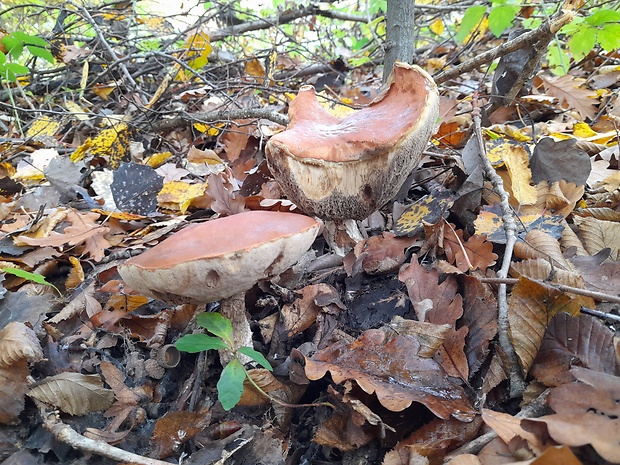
[
  {"x1": 265, "y1": 62, "x2": 439, "y2": 222},
  {"x1": 118, "y1": 210, "x2": 321, "y2": 361}
]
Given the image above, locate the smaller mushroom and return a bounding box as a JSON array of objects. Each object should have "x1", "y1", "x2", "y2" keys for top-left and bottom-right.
[{"x1": 118, "y1": 211, "x2": 321, "y2": 363}]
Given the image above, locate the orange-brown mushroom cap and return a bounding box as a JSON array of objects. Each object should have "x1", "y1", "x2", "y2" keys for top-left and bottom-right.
[
  {"x1": 118, "y1": 211, "x2": 321, "y2": 304},
  {"x1": 265, "y1": 62, "x2": 440, "y2": 220}
]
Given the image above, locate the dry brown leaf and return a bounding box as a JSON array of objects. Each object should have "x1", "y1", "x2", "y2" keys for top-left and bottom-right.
[
  {"x1": 482, "y1": 409, "x2": 543, "y2": 453},
  {"x1": 574, "y1": 216, "x2": 620, "y2": 260},
  {"x1": 443, "y1": 228, "x2": 498, "y2": 273},
  {"x1": 510, "y1": 258, "x2": 594, "y2": 308},
  {"x1": 523, "y1": 367, "x2": 620, "y2": 463},
  {"x1": 386, "y1": 316, "x2": 450, "y2": 358},
  {"x1": 28, "y1": 372, "x2": 114, "y2": 415},
  {"x1": 151, "y1": 410, "x2": 211, "y2": 459},
  {"x1": 538, "y1": 74, "x2": 597, "y2": 120},
  {"x1": 560, "y1": 218, "x2": 588, "y2": 255},
  {"x1": 384, "y1": 416, "x2": 483, "y2": 465},
  {"x1": 531, "y1": 313, "x2": 616, "y2": 387},
  {"x1": 204, "y1": 173, "x2": 246, "y2": 216},
  {"x1": 0, "y1": 321, "x2": 43, "y2": 367},
  {"x1": 304, "y1": 329, "x2": 475, "y2": 420},
  {"x1": 513, "y1": 229, "x2": 574, "y2": 272},
  {"x1": 345, "y1": 232, "x2": 417, "y2": 276},
  {"x1": 16, "y1": 209, "x2": 111, "y2": 262},
  {"x1": 508, "y1": 277, "x2": 581, "y2": 377},
  {"x1": 461, "y1": 276, "x2": 498, "y2": 376},
  {"x1": 0, "y1": 360, "x2": 30, "y2": 424}
]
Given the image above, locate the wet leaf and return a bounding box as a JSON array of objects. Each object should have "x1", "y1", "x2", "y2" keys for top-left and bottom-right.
[
  {"x1": 304, "y1": 329, "x2": 475, "y2": 420},
  {"x1": 111, "y1": 162, "x2": 163, "y2": 215}
]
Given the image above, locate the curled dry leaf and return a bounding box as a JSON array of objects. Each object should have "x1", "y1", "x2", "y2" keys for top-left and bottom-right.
[
  {"x1": 0, "y1": 360, "x2": 30, "y2": 424},
  {"x1": 384, "y1": 415, "x2": 483, "y2": 465},
  {"x1": 304, "y1": 328, "x2": 475, "y2": 420},
  {"x1": 0, "y1": 321, "x2": 43, "y2": 367},
  {"x1": 574, "y1": 216, "x2": 620, "y2": 261},
  {"x1": 522, "y1": 367, "x2": 620, "y2": 463},
  {"x1": 508, "y1": 277, "x2": 581, "y2": 377},
  {"x1": 28, "y1": 372, "x2": 114, "y2": 415},
  {"x1": 531, "y1": 313, "x2": 616, "y2": 387},
  {"x1": 513, "y1": 229, "x2": 574, "y2": 272}
]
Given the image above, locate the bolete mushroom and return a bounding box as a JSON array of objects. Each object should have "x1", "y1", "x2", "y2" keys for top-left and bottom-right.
[
  {"x1": 265, "y1": 62, "x2": 440, "y2": 222},
  {"x1": 118, "y1": 210, "x2": 321, "y2": 362}
]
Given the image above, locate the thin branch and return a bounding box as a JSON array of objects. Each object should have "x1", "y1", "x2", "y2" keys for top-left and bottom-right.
[
  {"x1": 434, "y1": 8, "x2": 575, "y2": 85},
  {"x1": 152, "y1": 108, "x2": 289, "y2": 132},
  {"x1": 480, "y1": 277, "x2": 620, "y2": 305},
  {"x1": 44, "y1": 416, "x2": 172, "y2": 465},
  {"x1": 471, "y1": 96, "x2": 526, "y2": 398}
]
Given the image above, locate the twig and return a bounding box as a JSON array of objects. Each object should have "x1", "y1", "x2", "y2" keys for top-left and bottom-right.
[
  {"x1": 152, "y1": 108, "x2": 290, "y2": 132},
  {"x1": 44, "y1": 415, "x2": 172, "y2": 465},
  {"x1": 480, "y1": 277, "x2": 620, "y2": 305},
  {"x1": 434, "y1": 8, "x2": 575, "y2": 85},
  {"x1": 74, "y1": 3, "x2": 141, "y2": 96},
  {"x1": 581, "y1": 307, "x2": 620, "y2": 323},
  {"x1": 471, "y1": 96, "x2": 526, "y2": 398},
  {"x1": 444, "y1": 389, "x2": 550, "y2": 460}
]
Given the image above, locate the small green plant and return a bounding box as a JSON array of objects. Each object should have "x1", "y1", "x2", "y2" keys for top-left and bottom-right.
[
  {"x1": 0, "y1": 31, "x2": 54, "y2": 82},
  {"x1": 175, "y1": 312, "x2": 273, "y2": 410},
  {"x1": 1, "y1": 267, "x2": 61, "y2": 295}
]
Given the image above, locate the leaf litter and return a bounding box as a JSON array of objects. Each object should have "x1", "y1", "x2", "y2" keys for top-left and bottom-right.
[{"x1": 0, "y1": 2, "x2": 619, "y2": 465}]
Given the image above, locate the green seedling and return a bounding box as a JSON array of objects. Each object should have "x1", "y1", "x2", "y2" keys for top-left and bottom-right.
[{"x1": 176, "y1": 312, "x2": 273, "y2": 410}]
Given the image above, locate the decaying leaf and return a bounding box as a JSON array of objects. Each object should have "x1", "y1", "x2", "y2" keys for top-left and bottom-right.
[
  {"x1": 0, "y1": 322, "x2": 43, "y2": 367},
  {"x1": 304, "y1": 328, "x2": 475, "y2": 420},
  {"x1": 508, "y1": 277, "x2": 581, "y2": 376},
  {"x1": 523, "y1": 367, "x2": 620, "y2": 463},
  {"x1": 0, "y1": 360, "x2": 30, "y2": 424},
  {"x1": 28, "y1": 372, "x2": 114, "y2": 415},
  {"x1": 531, "y1": 313, "x2": 616, "y2": 387}
]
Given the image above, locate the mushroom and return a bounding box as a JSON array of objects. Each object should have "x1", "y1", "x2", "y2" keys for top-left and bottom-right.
[
  {"x1": 265, "y1": 63, "x2": 439, "y2": 252},
  {"x1": 118, "y1": 210, "x2": 321, "y2": 362}
]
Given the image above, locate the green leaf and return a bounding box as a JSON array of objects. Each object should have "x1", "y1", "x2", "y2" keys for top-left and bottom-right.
[
  {"x1": 197, "y1": 312, "x2": 234, "y2": 344},
  {"x1": 488, "y1": 5, "x2": 516, "y2": 37},
  {"x1": 0, "y1": 52, "x2": 6, "y2": 65},
  {"x1": 585, "y1": 9, "x2": 620, "y2": 27},
  {"x1": 217, "y1": 359, "x2": 246, "y2": 410},
  {"x1": 25, "y1": 35, "x2": 50, "y2": 48},
  {"x1": 456, "y1": 6, "x2": 486, "y2": 44},
  {"x1": 568, "y1": 26, "x2": 597, "y2": 61},
  {"x1": 27, "y1": 46, "x2": 54, "y2": 63},
  {"x1": 598, "y1": 23, "x2": 620, "y2": 51},
  {"x1": 547, "y1": 42, "x2": 570, "y2": 76},
  {"x1": 2, "y1": 36, "x2": 23, "y2": 60},
  {"x1": 238, "y1": 347, "x2": 273, "y2": 370},
  {"x1": 175, "y1": 334, "x2": 229, "y2": 353},
  {"x1": 2, "y1": 267, "x2": 60, "y2": 294}
]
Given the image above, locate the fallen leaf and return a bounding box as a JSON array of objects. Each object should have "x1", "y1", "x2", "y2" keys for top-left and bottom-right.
[
  {"x1": 304, "y1": 329, "x2": 475, "y2": 420},
  {"x1": 28, "y1": 372, "x2": 114, "y2": 415}
]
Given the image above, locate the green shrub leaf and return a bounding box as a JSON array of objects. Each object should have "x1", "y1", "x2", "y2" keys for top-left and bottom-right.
[
  {"x1": 488, "y1": 5, "x2": 516, "y2": 37},
  {"x1": 2, "y1": 267, "x2": 60, "y2": 294},
  {"x1": 175, "y1": 334, "x2": 229, "y2": 353},
  {"x1": 456, "y1": 6, "x2": 486, "y2": 44},
  {"x1": 238, "y1": 347, "x2": 273, "y2": 370},
  {"x1": 197, "y1": 312, "x2": 234, "y2": 344},
  {"x1": 217, "y1": 359, "x2": 246, "y2": 410}
]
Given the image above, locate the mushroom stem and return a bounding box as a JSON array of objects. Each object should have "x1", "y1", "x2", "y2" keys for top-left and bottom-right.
[
  {"x1": 218, "y1": 293, "x2": 254, "y2": 365},
  {"x1": 322, "y1": 219, "x2": 366, "y2": 256}
]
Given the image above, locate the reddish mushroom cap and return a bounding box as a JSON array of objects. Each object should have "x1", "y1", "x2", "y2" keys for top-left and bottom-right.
[
  {"x1": 118, "y1": 211, "x2": 321, "y2": 304},
  {"x1": 265, "y1": 62, "x2": 440, "y2": 220}
]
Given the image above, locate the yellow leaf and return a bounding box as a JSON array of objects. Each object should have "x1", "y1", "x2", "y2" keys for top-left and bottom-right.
[
  {"x1": 64, "y1": 101, "x2": 89, "y2": 121},
  {"x1": 157, "y1": 181, "x2": 207, "y2": 214},
  {"x1": 573, "y1": 122, "x2": 597, "y2": 138},
  {"x1": 71, "y1": 122, "x2": 131, "y2": 168},
  {"x1": 499, "y1": 143, "x2": 538, "y2": 206},
  {"x1": 186, "y1": 32, "x2": 212, "y2": 70},
  {"x1": 429, "y1": 19, "x2": 444, "y2": 35},
  {"x1": 144, "y1": 151, "x2": 172, "y2": 168},
  {"x1": 193, "y1": 122, "x2": 208, "y2": 133},
  {"x1": 245, "y1": 58, "x2": 265, "y2": 78},
  {"x1": 26, "y1": 116, "x2": 60, "y2": 139},
  {"x1": 92, "y1": 83, "x2": 118, "y2": 100}
]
